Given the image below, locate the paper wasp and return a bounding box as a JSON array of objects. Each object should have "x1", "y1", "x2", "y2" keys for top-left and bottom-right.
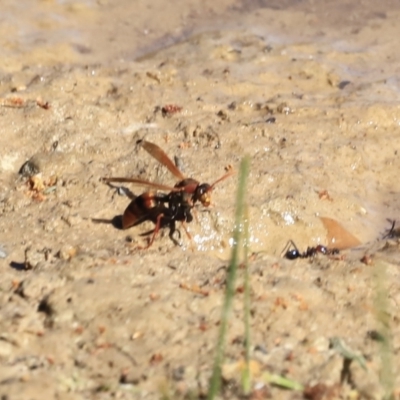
[{"x1": 102, "y1": 140, "x2": 233, "y2": 248}]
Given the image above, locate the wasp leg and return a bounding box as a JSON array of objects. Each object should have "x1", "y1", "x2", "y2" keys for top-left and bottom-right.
[
  {"x1": 134, "y1": 213, "x2": 165, "y2": 250},
  {"x1": 180, "y1": 221, "x2": 195, "y2": 251},
  {"x1": 168, "y1": 221, "x2": 182, "y2": 246}
]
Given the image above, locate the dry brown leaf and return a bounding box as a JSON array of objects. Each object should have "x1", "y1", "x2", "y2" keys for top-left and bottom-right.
[
  {"x1": 0, "y1": 97, "x2": 26, "y2": 108},
  {"x1": 149, "y1": 353, "x2": 163, "y2": 365},
  {"x1": 303, "y1": 382, "x2": 341, "y2": 400},
  {"x1": 222, "y1": 359, "x2": 261, "y2": 381},
  {"x1": 29, "y1": 175, "x2": 45, "y2": 192},
  {"x1": 320, "y1": 216, "x2": 361, "y2": 250},
  {"x1": 179, "y1": 282, "x2": 209, "y2": 296},
  {"x1": 318, "y1": 189, "x2": 333, "y2": 201}
]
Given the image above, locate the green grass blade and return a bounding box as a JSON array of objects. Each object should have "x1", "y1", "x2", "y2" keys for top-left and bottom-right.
[
  {"x1": 261, "y1": 372, "x2": 304, "y2": 391},
  {"x1": 207, "y1": 156, "x2": 250, "y2": 400},
  {"x1": 241, "y1": 204, "x2": 251, "y2": 395},
  {"x1": 374, "y1": 261, "x2": 394, "y2": 400},
  {"x1": 329, "y1": 337, "x2": 367, "y2": 371}
]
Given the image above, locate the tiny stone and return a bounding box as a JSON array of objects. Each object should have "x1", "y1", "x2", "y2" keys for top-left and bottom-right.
[
  {"x1": 120, "y1": 370, "x2": 141, "y2": 385},
  {"x1": 338, "y1": 80, "x2": 351, "y2": 89},
  {"x1": 24, "y1": 247, "x2": 45, "y2": 270},
  {"x1": 117, "y1": 186, "x2": 129, "y2": 196},
  {"x1": 58, "y1": 245, "x2": 77, "y2": 260},
  {"x1": 19, "y1": 159, "x2": 40, "y2": 177},
  {"x1": 254, "y1": 344, "x2": 268, "y2": 354},
  {"x1": 172, "y1": 365, "x2": 185, "y2": 381},
  {"x1": 0, "y1": 246, "x2": 7, "y2": 259},
  {"x1": 125, "y1": 235, "x2": 134, "y2": 243},
  {"x1": 276, "y1": 102, "x2": 291, "y2": 114}
]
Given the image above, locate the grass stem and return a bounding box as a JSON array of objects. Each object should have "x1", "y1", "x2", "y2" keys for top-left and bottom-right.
[
  {"x1": 241, "y1": 204, "x2": 251, "y2": 395},
  {"x1": 207, "y1": 156, "x2": 250, "y2": 400}
]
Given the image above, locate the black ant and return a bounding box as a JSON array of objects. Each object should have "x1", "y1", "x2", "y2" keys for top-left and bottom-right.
[{"x1": 282, "y1": 240, "x2": 339, "y2": 260}]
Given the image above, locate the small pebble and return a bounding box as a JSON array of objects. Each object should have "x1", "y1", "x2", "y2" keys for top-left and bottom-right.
[
  {"x1": 172, "y1": 365, "x2": 185, "y2": 381},
  {"x1": 276, "y1": 102, "x2": 291, "y2": 114},
  {"x1": 338, "y1": 80, "x2": 351, "y2": 89},
  {"x1": 117, "y1": 186, "x2": 129, "y2": 196},
  {"x1": 19, "y1": 158, "x2": 40, "y2": 177},
  {"x1": 24, "y1": 247, "x2": 46, "y2": 270},
  {"x1": 0, "y1": 246, "x2": 7, "y2": 259},
  {"x1": 58, "y1": 245, "x2": 77, "y2": 260},
  {"x1": 254, "y1": 344, "x2": 268, "y2": 354}
]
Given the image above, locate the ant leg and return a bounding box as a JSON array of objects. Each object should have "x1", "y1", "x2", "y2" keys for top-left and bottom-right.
[
  {"x1": 281, "y1": 240, "x2": 292, "y2": 257},
  {"x1": 305, "y1": 247, "x2": 315, "y2": 258}
]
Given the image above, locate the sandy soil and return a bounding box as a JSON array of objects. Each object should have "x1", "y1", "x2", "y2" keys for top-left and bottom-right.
[{"x1": 1, "y1": 1, "x2": 400, "y2": 399}]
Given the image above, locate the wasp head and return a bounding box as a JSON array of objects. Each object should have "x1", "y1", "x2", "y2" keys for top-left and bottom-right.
[{"x1": 194, "y1": 183, "x2": 212, "y2": 206}]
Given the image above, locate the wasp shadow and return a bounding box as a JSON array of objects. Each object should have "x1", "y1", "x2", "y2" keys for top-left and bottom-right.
[
  {"x1": 9, "y1": 261, "x2": 26, "y2": 271},
  {"x1": 92, "y1": 215, "x2": 124, "y2": 230},
  {"x1": 93, "y1": 182, "x2": 138, "y2": 230}
]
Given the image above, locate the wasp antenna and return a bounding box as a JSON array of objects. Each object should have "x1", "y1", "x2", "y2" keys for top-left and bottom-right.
[{"x1": 210, "y1": 170, "x2": 235, "y2": 189}]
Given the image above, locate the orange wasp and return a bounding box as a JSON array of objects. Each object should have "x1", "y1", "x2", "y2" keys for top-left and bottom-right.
[{"x1": 102, "y1": 141, "x2": 233, "y2": 248}]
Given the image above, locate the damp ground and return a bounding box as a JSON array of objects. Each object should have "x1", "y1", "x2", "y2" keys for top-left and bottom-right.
[{"x1": 1, "y1": 1, "x2": 400, "y2": 399}]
